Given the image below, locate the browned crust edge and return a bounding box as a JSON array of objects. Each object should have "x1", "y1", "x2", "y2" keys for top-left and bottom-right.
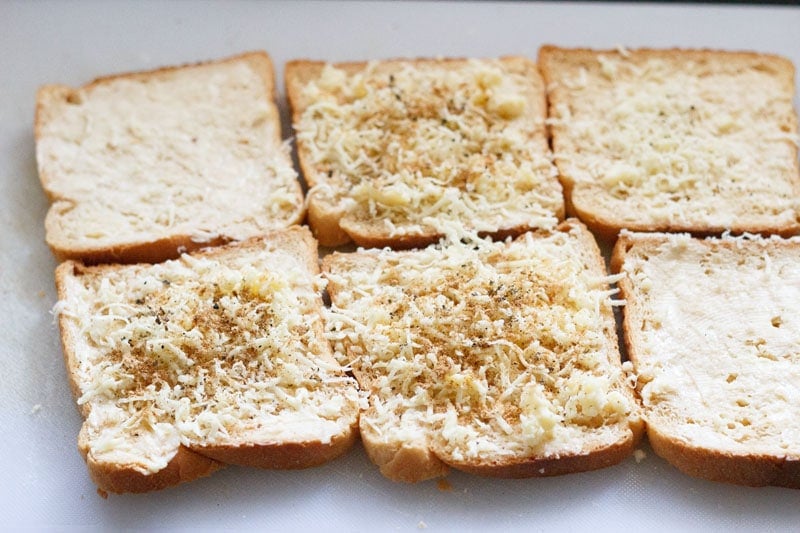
[
  {"x1": 195, "y1": 429, "x2": 358, "y2": 470},
  {"x1": 48, "y1": 232, "x2": 233, "y2": 266},
  {"x1": 446, "y1": 435, "x2": 638, "y2": 479},
  {"x1": 81, "y1": 440, "x2": 223, "y2": 495},
  {"x1": 647, "y1": 425, "x2": 800, "y2": 488},
  {"x1": 538, "y1": 44, "x2": 796, "y2": 68},
  {"x1": 360, "y1": 434, "x2": 450, "y2": 483}
]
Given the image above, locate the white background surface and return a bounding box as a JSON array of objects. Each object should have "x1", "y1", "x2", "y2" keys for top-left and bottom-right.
[{"x1": 2, "y1": 1, "x2": 799, "y2": 530}]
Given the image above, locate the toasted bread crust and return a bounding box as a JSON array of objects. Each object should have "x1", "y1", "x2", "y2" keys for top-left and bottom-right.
[
  {"x1": 447, "y1": 436, "x2": 638, "y2": 479},
  {"x1": 286, "y1": 57, "x2": 562, "y2": 248},
  {"x1": 195, "y1": 429, "x2": 358, "y2": 470},
  {"x1": 49, "y1": 232, "x2": 232, "y2": 266},
  {"x1": 37, "y1": 52, "x2": 304, "y2": 265},
  {"x1": 540, "y1": 45, "x2": 800, "y2": 240},
  {"x1": 647, "y1": 425, "x2": 800, "y2": 488},
  {"x1": 82, "y1": 439, "x2": 223, "y2": 495},
  {"x1": 362, "y1": 438, "x2": 450, "y2": 483},
  {"x1": 613, "y1": 231, "x2": 800, "y2": 488}
]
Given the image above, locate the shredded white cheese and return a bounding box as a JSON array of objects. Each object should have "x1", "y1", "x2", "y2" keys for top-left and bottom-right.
[
  {"x1": 325, "y1": 226, "x2": 634, "y2": 462},
  {"x1": 60, "y1": 240, "x2": 359, "y2": 474},
  {"x1": 548, "y1": 51, "x2": 800, "y2": 230},
  {"x1": 294, "y1": 58, "x2": 562, "y2": 239}
]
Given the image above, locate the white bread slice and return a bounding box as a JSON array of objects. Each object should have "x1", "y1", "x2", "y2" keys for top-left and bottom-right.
[
  {"x1": 285, "y1": 57, "x2": 563, "y2": 248},
  {"x1": 539, "y1": 46, "x2": 800, "y2": 241},
  {"x1": 54, "y1": 227, "x2": 360, "y2": 494},
  {"x1": 36, "y1": 52, "x2": 304, "y2": 265},
  {"x1": 323, "y1": 220, "x2": 642, "y2": 482},
  {"x1": 612, "y1": 231, "x2": 800, "y2": 487}
]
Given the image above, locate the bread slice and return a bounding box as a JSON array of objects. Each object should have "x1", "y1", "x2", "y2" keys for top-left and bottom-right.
[
  {"x1": 54, "y1": 226, "x2": 360, "y2": 494},
  {"x1": 539, "y1": 46, "x2": 800, "y2": 241},
  {"x1": 323, "y1": 220, "x2": 642, "y2": 482},
  {"x1": 286, "y1": 57, "x2": 563, "y2": 248},
  {"x1": 612, "y1": 231, "x2": 800, "y2": 487},
  {"x1": 36, "y1": 51, "x2": 304, "y2": 264}
]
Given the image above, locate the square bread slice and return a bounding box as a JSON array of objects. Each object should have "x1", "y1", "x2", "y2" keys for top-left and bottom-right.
[
  {"x1": 36, "y1": 51, "x2": 304, "y2": 264},
  {"x1": 286, "y1": 57, "x2": 563, "y2": 248},
  {"x1": 612, "y1": 231, "x2": 800, "y2": 487},
  {"x1": 55, "y1": 227, "x2": 360, "y2": 494},
  {"x1": 323, "y1": 220, "x2": 642, "y2": 482},
  {"x1": 539, "y1": 46, "x2": 800, "y2": 240}
]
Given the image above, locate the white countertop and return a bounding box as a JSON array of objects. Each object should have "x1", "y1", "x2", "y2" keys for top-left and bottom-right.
[{"x1": 2, "y1": 1, "x2": 799, "y2": 530}]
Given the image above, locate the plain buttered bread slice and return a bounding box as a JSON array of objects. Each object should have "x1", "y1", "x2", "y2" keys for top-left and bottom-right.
[
  {"x1": 539, "y1": 46, "x2": 800, "y2": 241},
  {"x1": 54, "y1": 227, "x2": 360, "y2": 494},
  {"x1": 36, "y1": 51, "x2": 304, "y2": 264},
  {"x1": 286, "y1": 56, "x2": 563, "y2": 248},
  {"x1": 323, "y1": 220, "x2": 642, "y2": 482},
  {"x1": 612, "y1": 231, "x2": 800, "y2": 487}
]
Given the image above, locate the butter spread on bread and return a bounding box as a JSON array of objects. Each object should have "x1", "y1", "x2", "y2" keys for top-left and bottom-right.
[
  {"x1": 613, "y1": 231, "x2": 800, "y2": 487},
  {"x1": 36, "y1": 52, "x2": 304, "y2": 264}
]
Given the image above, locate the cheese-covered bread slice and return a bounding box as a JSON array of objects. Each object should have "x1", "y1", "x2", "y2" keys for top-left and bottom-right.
[
  {"x1": 612, "y1": 231, "x2": 800, "y2": 487},
  {"x1": 286, "y1": 57, "x2": 563, "y2": 248},
  {"x1": 36, "y1": 52, "x2": 304, "y2": 264},
  {"x1": 55, "y1": 227, "x2": 360, "y2": 494},
  {"x1": 323, "y1": 220, "x2": 642, "y2": 482},
  {"x1": 539, "y1": 46, "x2": 800, "y2": 240}
]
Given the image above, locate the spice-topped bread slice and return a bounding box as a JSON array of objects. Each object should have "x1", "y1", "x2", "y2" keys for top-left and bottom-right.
[
  {"x1": 36, "y1": 51, "x2": 304, "y2": 264},
  {"x1": 55, "y1": 227, "x2": 360, "y2": 493},
  {"x1": 539, "y1": 46, "x2": 800, "y2": 240},
  {"x1": 286, "y1": 57, "x2": 563, "y2": 248},
  {"x1": 612, "y1": 231, "x2": 800, "y2": 487},
  {"x1": 323, "y1": 220, "x2": 642, "y2": 482}
]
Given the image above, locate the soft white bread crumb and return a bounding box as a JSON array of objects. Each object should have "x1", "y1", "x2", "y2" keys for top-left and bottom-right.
[
  {"x1": 36, "y1": 52, "x2": 304, "y2": 264},
  {"x1": 323, "y1": 220, "x2": 642, "y2": 482},
  {"x1": 540, "y1": 46, "x2": 800, "y2": 240},
  {"x1": 286, "y1": 57, "x2": 563, "y2": 248},
  {"x1": 612, "y1": 231, "x2": 800, "y2": 487},
  {"x1": 55, "y1": 227, "x2": 359, "y2": 493}
]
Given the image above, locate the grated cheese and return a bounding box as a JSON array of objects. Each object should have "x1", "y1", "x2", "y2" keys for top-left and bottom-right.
[
  {"x1": 547, "y1": 50, "x2": 800, "y2": 230},
  {"x1": 294, "y1": 58, "x2": 562, "y2": 240},
  {"x1": 60, "y1": 240, "x2": 359, "y2": 474},
  {"x1": 325, "y1": 225, "x2": 634, "y2": 462}
]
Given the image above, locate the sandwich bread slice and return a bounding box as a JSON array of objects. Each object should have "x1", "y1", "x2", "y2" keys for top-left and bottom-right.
[
  {"x1": 323, "y1": 220, "x2": 642, "y2": 482},
  {"x1": 36, "y1": 51, "x2": 304, "y2": 264},
  {"x1": 539, "y1": 46, "x2": 800, "y2": 240},
  {"x1": 612, "y1": 231, "x2": 800, "y2": 487},
  {"x1": 54, "y1": 226, "x2": 360, "y2": 493},
  {"x1": 286, "y1": 57, "x2": 563, "y2": 248}
]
